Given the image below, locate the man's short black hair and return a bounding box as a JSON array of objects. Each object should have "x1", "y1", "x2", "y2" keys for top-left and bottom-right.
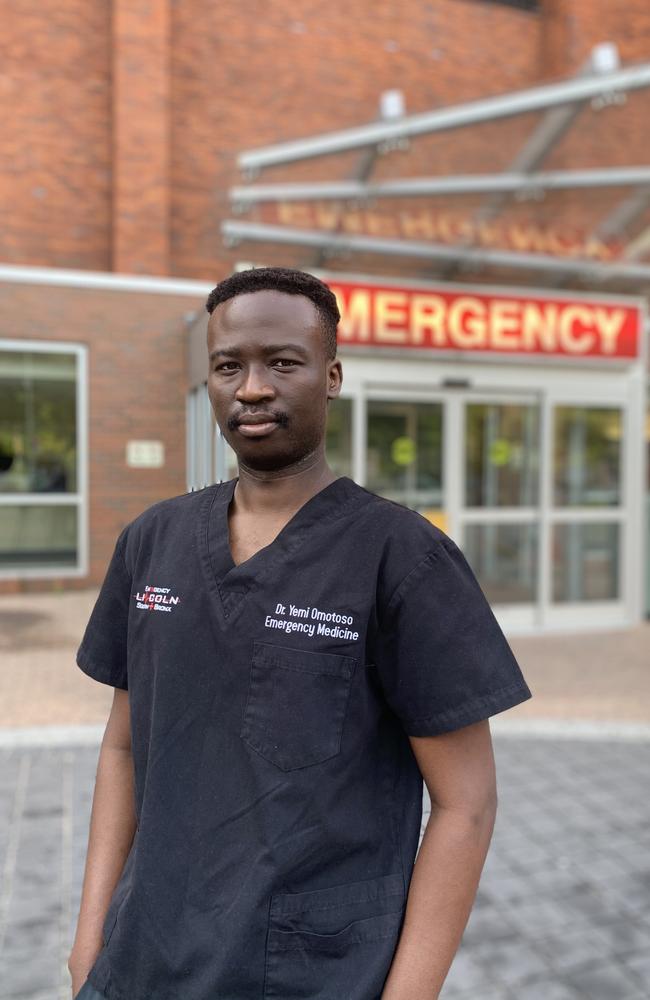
[{"x1": 205, "y1": 267, "x2": 339, "y2": 360}]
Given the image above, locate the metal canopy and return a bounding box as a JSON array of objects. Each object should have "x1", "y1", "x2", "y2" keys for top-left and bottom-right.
[
  {"x1": 221, "y1": 221, "x2": 650, "y2": 285},
  {"x1": 230, "y1": 168, "x2": 650, "y2": 206},
  {"x1": 439, "y1": 49, "x2": 613, "y2": 280},
  {"x1": 467, "y1": 47, "x2": 617, "y2": 228},
  {"x1": 237, "y1": 62, "x2": 650, "y2": 173},
  {"x1": 225, "y1": 52, "x2": 650, "y2": 288}
]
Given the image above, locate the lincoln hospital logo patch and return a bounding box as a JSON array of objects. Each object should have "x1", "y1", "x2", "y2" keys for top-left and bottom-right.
[{"x1": 133, "y1": 585, "x2": 181, "y2": 613}]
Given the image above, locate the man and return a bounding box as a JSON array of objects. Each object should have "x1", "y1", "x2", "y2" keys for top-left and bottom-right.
[{"x1": 69, "y1": 266, "x2": 532, "y2": 1000}]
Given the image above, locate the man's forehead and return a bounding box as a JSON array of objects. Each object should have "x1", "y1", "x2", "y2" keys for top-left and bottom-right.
[{"x1": 209, "y1": 289, "x2": 320, "y2": 332}]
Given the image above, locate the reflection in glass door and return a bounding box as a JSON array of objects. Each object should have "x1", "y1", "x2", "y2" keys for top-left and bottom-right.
[
  {"x1": 551, "y1": 406, "x2": 623, "y2": 605},
  {"x1": 366, "y1": 400, "x2": 444, "y2": 516},
  {"x1": 461, "y1": 399, "x2": 540, "y2": 611}
]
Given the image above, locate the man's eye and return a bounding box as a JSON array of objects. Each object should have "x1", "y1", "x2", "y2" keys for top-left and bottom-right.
[
  {"x1": 273, "y1": 359, "x2": 298, "y2": 368},
  {"x1": 216, "y1": 362, "x2": 238, "y2": 372}
]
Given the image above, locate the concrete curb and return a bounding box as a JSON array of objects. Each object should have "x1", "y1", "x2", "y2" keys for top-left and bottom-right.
[
  {"x1": 489, "y1": 716, "x2": 650, "y2": 741},
  {"x1": 1, "y1": 718, "x2": 650, "y2": 747},
  {"x1": 0, "y1": 724, "x2": 106, "y2": 747}
]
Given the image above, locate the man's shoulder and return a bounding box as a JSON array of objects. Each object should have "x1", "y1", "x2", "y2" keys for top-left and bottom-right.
[
  {"x1": 352, "y1": 482, "x2": 450, "y2": 549},
  {"x1": 348, "y1": 484, "x2": 455, "y2": 602}
]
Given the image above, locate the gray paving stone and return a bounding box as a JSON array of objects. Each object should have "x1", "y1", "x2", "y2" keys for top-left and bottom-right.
[
  {"x1": 480, "y1": 871, "x2": 530, "y2": 903},
  {"x1": 2, "y1": 910, "x2": 61, "y2": 954},
  {"x1": 585, "y1": 919, "x2": 650, "y2": 958},
  {"x1": 514, "y1": 979, "x2": 584, "y2": 1000},
  {"x1": 564, "y1": 960, "x2": 642, "y2": 998},
  {"x1": 468, "y1": 938, "x2": 550, "y2": 987},
  {"x1": 496, "y1": 896, "x2": 576, "y2": 935},
  {"x1": 0, "y1": 946, "x2": 60, "y2": 997},
  {"x1": 442, "y1": 986, "x2": 512, "y2": 1000},
  {"x1": 459, "y1": 902, "x2": 520, "y2": 946},
  {"x1": 626, "y1": 950, "x2": 650, "y2": 981},
  {"x1": 536, "y1": 924, "x2": 618, "y2": 972},
  {"x1": 438, "y1": 950, "x2": 488, "y2": 992},
  {"x1": 1, "y1": 737, "x2": 648, "y2": 998}
]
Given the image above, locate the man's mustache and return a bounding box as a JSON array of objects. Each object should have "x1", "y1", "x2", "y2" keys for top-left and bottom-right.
[{"x1": 226, "y1": 411, "x2": 290, "y2": 432}]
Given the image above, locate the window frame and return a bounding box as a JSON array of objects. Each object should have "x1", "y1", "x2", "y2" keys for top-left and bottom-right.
[
  {"x1": 471, "y1": 0, "x2": 539, "y2": 12},
  {"x1": 0, "y1": 339, "x2": 88, "y2": 579}
]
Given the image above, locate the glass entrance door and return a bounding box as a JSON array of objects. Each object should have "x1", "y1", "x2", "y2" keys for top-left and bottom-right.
[{"x1": 332, "y1": 382, "x2": 632, "y2": 631}]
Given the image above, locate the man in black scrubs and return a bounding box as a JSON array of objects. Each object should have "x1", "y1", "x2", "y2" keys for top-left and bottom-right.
[{"x1": 69, "y1": 267, "x2": 532, "y2": 1000}]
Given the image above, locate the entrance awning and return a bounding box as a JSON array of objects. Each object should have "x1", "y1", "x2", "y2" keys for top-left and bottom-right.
[{"x1": 221, "y1": 45, "x2": 650, "y2": 292}]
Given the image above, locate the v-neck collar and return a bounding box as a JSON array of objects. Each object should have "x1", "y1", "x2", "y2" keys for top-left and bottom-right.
[{"x1": 198, "y1": 475, "x2": 365, "y2": 622}]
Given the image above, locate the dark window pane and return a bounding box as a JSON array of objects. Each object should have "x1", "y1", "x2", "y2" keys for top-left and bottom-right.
[
  {"x1": 325, "y1": 397, "x2": 353, "y2": 478},
  {"x1": 464, "y1": 523, "x2": 538, "y2": 605},
  {"x1": 367, "y1": 400, "x2": 443, "y2": 511},
  {"x1": 554, "y1": 407, "x2": 621, "y2": 508},
  {"x1": 471, "y1": 0, "x2": 539, "y2": 11},
  {"x1": 0, "y1": 505, "x2": 78, "y2": 570},
  {"x1": 0, "y1": 351, "x2": 77, "y2": 494},
  {"x1": 465, "y1": 403, "x2": 539, "y2": 508},
  {"x1": 552, "y1": 523, "x2": 619, "y2": 602}
]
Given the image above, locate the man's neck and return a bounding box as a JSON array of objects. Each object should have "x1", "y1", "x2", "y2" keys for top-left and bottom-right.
[{"x1": 232, "y1": 461, "x2": 339, "y2": 517}]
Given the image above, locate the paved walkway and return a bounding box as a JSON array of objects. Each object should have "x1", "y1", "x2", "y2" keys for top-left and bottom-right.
[
  {"x1": 0, "y1": 735, "x2": 648, "y2": 1000},
  {"x1": 1, "y1": 591, "x2": 650, "y2": 728}
]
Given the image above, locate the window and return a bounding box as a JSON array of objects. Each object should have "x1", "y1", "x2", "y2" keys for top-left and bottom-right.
[
  {"x1": 472, "y1": 0, "x2": 539, "y2": 11},
  {"x1": 552, "y1": 523, "x2": 620, "y2": 603},
  {"x1": 366, "y1": 400, "x2": 444, "y2": 511},
  {"x1": 465, "y1": 402, "x2": 539, "y2": 508},
  {"x1": 0, "y1": 343, "x2": 86, "y2": 575},
  {"x1": 554, "y1": 407, "x2": 622, "y2": 508}
]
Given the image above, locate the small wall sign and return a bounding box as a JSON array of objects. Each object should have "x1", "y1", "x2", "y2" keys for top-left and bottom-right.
[{"x1": 126, "y1": 440, "x2": 165, "y2": 469}]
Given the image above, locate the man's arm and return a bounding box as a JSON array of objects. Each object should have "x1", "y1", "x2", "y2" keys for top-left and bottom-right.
[
  {"x1": 381, "y1": 719, "x2": 498, "y2": 1000},
  {"x1": 68, "y1": 688, "x2": 137, "y2": 996}
]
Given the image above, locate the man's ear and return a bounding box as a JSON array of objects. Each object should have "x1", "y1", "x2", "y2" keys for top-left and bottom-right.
[{"x1": 327, "y1": 359, "x2": 343, "y2": 398}]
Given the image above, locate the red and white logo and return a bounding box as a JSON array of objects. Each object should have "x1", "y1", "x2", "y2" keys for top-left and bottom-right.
[{"x1": 133, "y1": 585, "x2": 181, "y2": 614}]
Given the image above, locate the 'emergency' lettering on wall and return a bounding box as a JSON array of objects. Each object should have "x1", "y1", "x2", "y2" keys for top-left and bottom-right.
[{"x1": 327, "y1": 281, "x2": 642, "y2": 359}]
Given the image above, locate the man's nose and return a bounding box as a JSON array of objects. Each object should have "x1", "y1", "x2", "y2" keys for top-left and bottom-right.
[{"x1": 235, "y1": 365, "x2": 275, "y2": 401}]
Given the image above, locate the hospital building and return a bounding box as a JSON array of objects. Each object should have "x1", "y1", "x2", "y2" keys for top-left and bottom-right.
[{"x1": 1, "y1": 0, "x2": 649, "y2": 634}]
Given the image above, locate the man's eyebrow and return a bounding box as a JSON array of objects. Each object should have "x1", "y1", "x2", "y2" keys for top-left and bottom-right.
[
  {"x1": 265, "y1": 342, "x2": 310, "y2": 358},
  {"x1": 209, "y1": 343, "x2": 310, "y2": 362}
]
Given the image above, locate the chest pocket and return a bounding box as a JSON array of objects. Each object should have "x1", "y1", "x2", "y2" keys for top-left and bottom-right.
[{"x1": 240, "y1": 641, "x2": 356, "y2": 771}]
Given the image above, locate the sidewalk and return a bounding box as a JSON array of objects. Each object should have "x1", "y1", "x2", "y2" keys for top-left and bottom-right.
[
  {"x1": 1, "y1": 589, "x2": 649, "y2": 728},
  {"x1": 1, "y1": 735, "x2": 648, "y2": 1000}
]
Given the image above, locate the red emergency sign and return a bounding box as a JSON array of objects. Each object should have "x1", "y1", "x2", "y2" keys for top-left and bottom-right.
[{"x1": 327, "y1": 279, "x2": 643, "y2": 359}]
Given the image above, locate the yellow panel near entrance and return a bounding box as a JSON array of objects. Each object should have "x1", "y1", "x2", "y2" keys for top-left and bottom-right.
[{"x1": 420, "y1": 509, "x2": 449, "y2": 535}]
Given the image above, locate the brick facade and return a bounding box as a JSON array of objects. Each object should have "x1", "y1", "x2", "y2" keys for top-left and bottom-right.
[
  {"x1": 1, "y1": 0, "x2": 648, "y2": 278},
  {"x1": 112, "y1": 0, "x2": 171, "y2": 274},
  {"x1": 1, "y1": 0, "x2": 648, "y2": 591}
]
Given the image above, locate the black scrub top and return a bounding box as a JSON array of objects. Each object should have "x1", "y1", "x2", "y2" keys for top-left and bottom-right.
[{"x1": 77, "y1": 475, "x2": 532, "y2": 1000}]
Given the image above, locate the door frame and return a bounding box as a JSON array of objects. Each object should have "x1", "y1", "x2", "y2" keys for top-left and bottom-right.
[{"x1": 355, "y1": 360, "x2": 641, "y2": 633}]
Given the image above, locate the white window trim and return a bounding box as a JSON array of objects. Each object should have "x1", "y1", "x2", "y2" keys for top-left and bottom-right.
[{"x1": 0, "y1": 338, "x2": 88, "y2": 579}]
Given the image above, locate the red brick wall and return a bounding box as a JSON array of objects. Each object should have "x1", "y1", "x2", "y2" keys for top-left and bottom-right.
[
  {"x1": 0, "y1": 1, "x2": 112, "y2": 269},
  {"x1": 0, "y1": 281, "x2": 202, "y2": 593},
  {"x1": 2, "y1": 0, "x2": 648, "y2": 594},
  {"x1": 112, "y1": 0, "x2": 171, "y2": 274},
  {"x1": 169, "y1": 0, "x2": 543, "y2": 280},
  {"x1": 2, "y1": 0, "x2": 649, "y2": 280}
]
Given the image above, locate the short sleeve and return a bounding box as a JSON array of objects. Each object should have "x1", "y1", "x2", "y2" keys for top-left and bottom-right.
[
  {"x1": 373, "y1": 538, "x2": 532, "y2": 736},
  {"x1": 76, "y1": 528, "x2": 131, "y2": 690}
]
